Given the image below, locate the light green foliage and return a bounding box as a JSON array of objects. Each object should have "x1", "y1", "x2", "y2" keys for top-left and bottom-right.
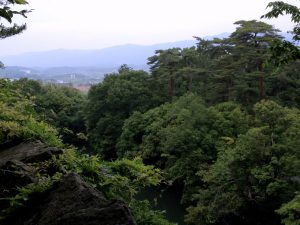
[
  {"x1": 12, "y1": 78, "x2": 87, "y2": 147},
  {"x1": 35, "y1": 83, "x2": 87, "y2": 146},
  {"x1": 55, "y1": 149, "x2": 162, "y2": 203},
  {"x1": 0, "y1": 79, "x2": 62, "y2": 147},
  {"x1": 54, "y1": 149, "x2": 170, "y2": 224},
  {"x1": 276, "y1": 193, "x2": 300, "y2": 225},
  {"x1": 0, "y1": 78, "x2": 171, "y2": 224},
  {"x1": 2, "y1": 145, "x2": 168, "y2": 224}
]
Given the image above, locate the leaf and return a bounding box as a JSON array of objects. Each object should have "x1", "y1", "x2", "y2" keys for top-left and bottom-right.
[
  {"x1": 0, "y1": 8, "x2": 13, "y2": 23},
  {"x1": 15, "y1": 0, "x2": 28, "y2": 4}
]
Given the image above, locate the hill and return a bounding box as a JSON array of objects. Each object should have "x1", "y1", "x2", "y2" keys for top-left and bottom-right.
[{"x1": 1, "y1": 33, "x2": 230, "y2": 68}]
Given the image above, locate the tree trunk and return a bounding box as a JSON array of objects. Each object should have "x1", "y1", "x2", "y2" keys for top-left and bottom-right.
[
  {"x1": 259, "y1": 74, "x2": 265, "y2": 100},
  {"x1": 188, "y1": 75, "x2": 193, "y2": 92},
  {"x1": 169, "y1": 77, "x2": 175, "y2": 97},
  {"x1": 257, "y1": 60, "x2": 265, "y2": 100}
]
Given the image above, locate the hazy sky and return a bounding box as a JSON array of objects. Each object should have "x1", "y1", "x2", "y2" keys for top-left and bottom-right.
[{"x1": 0, "y1": 0, "x2": 298, "y2": 56}]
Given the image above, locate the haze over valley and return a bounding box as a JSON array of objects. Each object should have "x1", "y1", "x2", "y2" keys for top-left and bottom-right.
[{"x1": 0, "y1": 32, "x2": 294, "y2": 85}]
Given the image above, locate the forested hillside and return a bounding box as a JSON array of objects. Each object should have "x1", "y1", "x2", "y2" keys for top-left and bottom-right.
[{"x1": 1, "y1": 0, "x2": 300, "y2": 225}]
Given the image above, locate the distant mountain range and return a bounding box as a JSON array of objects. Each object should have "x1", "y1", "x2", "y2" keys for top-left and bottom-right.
[
  {"x1": 1, "y1": 33, "x2": 230, "y2": 68},
  {"x1": 0, "y1": 32, "x2": 295, "y2": 80}
]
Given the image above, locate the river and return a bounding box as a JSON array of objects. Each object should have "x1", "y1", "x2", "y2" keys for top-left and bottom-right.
[{"x1": 137, "y1": 184, "x2": 186, "y2": 225}]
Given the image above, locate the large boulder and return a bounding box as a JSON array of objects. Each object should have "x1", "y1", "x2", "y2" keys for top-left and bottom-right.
[
  {"x1": 0, "y1": 141, "x2": 63, "y2": 210},
  {"x1": 2, "y1": 173, "x2": 136, "y2": 225},
  {"x1": 0, "y1": 141, "x2": 63, "y2": 167}
]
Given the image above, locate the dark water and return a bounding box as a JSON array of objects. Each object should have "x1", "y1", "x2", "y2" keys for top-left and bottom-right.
[{"x1": 136, "y1": 184, "x2": 186, "y2": 225}]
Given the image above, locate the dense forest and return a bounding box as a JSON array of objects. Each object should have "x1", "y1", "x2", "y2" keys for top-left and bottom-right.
[{"x1": 0, "y1": 1, "x2": 300, "y2": 225}]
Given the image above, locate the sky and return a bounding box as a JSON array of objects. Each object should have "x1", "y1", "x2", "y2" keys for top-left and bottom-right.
[{"x1": 0, "y1": 0, "x2": 298, "y2": 56}]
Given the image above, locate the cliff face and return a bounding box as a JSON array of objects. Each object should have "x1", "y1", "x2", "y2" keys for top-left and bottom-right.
[{"x1": 0, "y1": 141, "x2": 136, "y2": 225}]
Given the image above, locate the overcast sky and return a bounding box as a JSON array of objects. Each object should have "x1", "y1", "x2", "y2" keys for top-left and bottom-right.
[{"x1": 0, "y1": 0, "x2": 298, "y2": 56}]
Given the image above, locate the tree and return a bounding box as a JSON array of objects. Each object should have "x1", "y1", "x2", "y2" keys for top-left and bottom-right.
[
  {"x1": 0, "y1": 79, "x2": 62, "y2": 148},
  {"x1": 148, "y1": 48, "x2": 183, "y2": 97},
  {"x1": 267, "y1": 60, "x2": 300, "y2": 107},
  {"x1": 118, "y1": 64, "x2": 133, "y2": 74},
  {"x1": 117, "y1": 94, "x2": 250, "y2": 205},
  {"x1": 85, "y1": 69, "x2": 161, "y2": 159},
  {"x1": 262, "y1": 1, "x2": 300, "y2": 65},
  {"x1": 0, "y1": 0, "x2": 30, "y2": 67},
  {"x1": 0, "y1": 0, "x2": 30, "y2": 39},
  {"x1": 186, "y1": 100, "x2": 300, "y2": 225},
  {"x1": 229, "y1": 20, "x2": 281, "y2": 100}
]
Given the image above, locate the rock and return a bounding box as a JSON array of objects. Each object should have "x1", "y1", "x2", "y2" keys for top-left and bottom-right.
[
  {"x1": 0, "y1": 141, "x2": 63, "y2": 167},
  {"x1": 2, "y1": 173, "x2": 136, "y2": 225},
  {"x1": 0, "y1": 141, "x2": 62, "y2": 211},
  {"x1": 0, "y1": 160, "x2": 37, "y2": 192},
  {"x1": 0, "y1": 142, "x2": 136, "y2": 225}
]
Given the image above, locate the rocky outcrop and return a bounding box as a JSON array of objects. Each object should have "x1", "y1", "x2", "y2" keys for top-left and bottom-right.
[
  {"x1": 0, "y1": 141, "x2": 62, "y2": 210},
  {"x1": 2, "y1": 173, "x2": 135, "y2": 225},
  {"x1": 0, "y1": 141, "x2": 63, "y2": 167},
  {"x1": 0, "y1": 142, "x2": 136, "y2": 225}
]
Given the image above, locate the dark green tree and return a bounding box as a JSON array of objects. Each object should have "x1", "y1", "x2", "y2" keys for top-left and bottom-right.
[
  {"x1": 85, "y1": 68, "x2": 161, "y2": 159},
  {"x1": 267, "y1": 60, "x2": 300, "y2": 107},
  {"x1": 186, "y1": 100, "x2": 300, "y2": 225},
  {"x1": 148, "y1": 48, "x2": 183, "y2": 97},
  {"x1": 229, "y1": 20, "x2": 281, "y2": 101}
]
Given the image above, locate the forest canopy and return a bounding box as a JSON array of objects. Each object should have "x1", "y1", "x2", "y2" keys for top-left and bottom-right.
[{"x1": 0, "y1": 1, "x2": 299, "y2": 225}]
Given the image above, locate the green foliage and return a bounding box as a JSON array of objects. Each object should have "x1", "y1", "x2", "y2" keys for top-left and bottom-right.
[
  {"x1": 0, "y1": 79, "x2": 62, "y2": 147},
  {"x1": 117, "y1": 89, "x2": 299, "y2": 225},
  {"x1": 0, "y1": 0, "x2": 30, "y2": 38},
  {"x1": 185, "y1": 100, "x2": 300, "y2": 225},
  {"x1": 130, "y1": 200, "x2": 175, "y2": 225},
  {"x1": 1, "y1": 9, "x2": 299, "y2": 225},
  {"x1": 147, "y1": 20, "x2": 283, "y2": 105},
  {"x1": 54, "y1": 149, "x2": 170, "y2": 224},
  {"x1": 0, "y1": 174, "x2": 62, "y2": 219},
  {"x1": 267, "y1": 60, "x2": 300, "y2": 107},
  {"x1": 86, "y1": 69, "x2": 163, "y2": 159},
  {"x1": 262, "y1": 1, "x2": 300, "y2": 65},
  {"x1": 10, "y1": 78, "x2": 87, "y2": 147},
  {"x1": 276, "y1": 193, "x2": 300, "y2": 225},
  {"x1": 34, "y1": 83, "x2": 87, "y2": 146},
  {"x1": 262, "y1": 1, "x2": 300, "y2": 40},
  {"x1": 0, "y1": 0, "x2": 30, "y2": 67},
  {"x1": 1, "y1": 145, "x2": 168, "y2": 224},
  {"x1": 118, "y1": 94, "x2": 251, "y2": 206},
  {"x1": 55, "y1": 149, "x2": 162, "y2": 203}
]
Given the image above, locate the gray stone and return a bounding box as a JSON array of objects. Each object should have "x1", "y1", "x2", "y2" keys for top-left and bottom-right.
[
  {"x1": 0, "y1": 141, "x2": 62, "y2": 167},
  {"x1": 2, "y1": 173, "x2": 136, "y2": 225}
]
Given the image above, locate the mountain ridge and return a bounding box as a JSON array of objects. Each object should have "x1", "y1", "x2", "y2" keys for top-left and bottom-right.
[
  {"x1": 1, "y1": 32, "x2": 294, "y2": 68},
  {"x1": 1, "y1": 33, "x2": 230, "y2": 68}
]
